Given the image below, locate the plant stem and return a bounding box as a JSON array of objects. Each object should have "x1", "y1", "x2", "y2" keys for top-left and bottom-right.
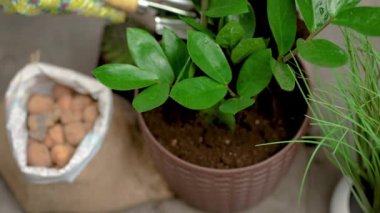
[
  {"x1": 282, "y1": 19, "x2": 332, "y2": 63},
  {"x1": 200, "y1": 0, "x2": 208, "y2": 27},
  {"x1": 227, "y1": 86, "x2": 237, "y2": 97},
  {"x1": 174, "y1": 57, "x2": 191, "y2": 84}
]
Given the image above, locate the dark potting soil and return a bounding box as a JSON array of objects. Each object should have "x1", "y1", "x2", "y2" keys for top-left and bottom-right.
[{"x1": 143, "y1": 80, "x2": 308, "y2": 169}]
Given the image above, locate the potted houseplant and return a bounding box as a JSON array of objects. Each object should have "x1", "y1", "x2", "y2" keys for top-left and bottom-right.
[
  {"x1": 93, "y1": 0, "x2": 380, "y2": 212},
  {"x1": 295, "y1": 30, "x2": 380, "y2": 213}
]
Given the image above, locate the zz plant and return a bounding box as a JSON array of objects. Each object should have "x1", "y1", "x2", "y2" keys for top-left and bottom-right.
[{"x1": 94, "y1": 0, "x2": 380, "y2": 129}]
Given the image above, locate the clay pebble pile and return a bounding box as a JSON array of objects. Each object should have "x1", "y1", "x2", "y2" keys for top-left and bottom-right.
[{"x1": 27, "y1": 84, "x2": 99, "y2": 168}]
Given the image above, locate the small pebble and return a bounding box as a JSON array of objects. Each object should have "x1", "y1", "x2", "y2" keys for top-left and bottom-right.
[
  {"x1": 27, "y1": 141, "x2": 52, "y2": 167},
  {"x1": 64, "y1": 122, "x2": 86, "y2": 146},
  {"x1": 171, "y1": 139, "x2": 178, "y2": 146},
  {"x1": 61, "y1": 110, "x2": 82, "y2": 124},
  {"x1": 57, "y1": 94, "x2": 72, "y2": 111},
  {"x1": 44, "y1": 135, "x2": 55, "y2": 149},
  {"x1": 28, "y1": 95, "x2": 54, "y2": 114},
  {"x1": 28, "y1": 114, "x2": 50, "y2": 141},
  {"x1": 83, "y1": 104, "x2": 98, "y2": 124},
  {"x1": 48, "y1": 124, "x2": 65, "y2": 145},
  {"x1": 28, "y1": 114, "x2": 50, "y2": 130},
  {"x1": 51, "y1": 144, "x2": 74, "y2": 168},
  {"x1": 224, "y1": 139, "x2": 231, "y2": 145},
  {"x1": 72, "y1": 95, "x2": 93, "y2": 111},
  {"x1": 53, "y1": 85, "x2": 73, "y2": 98}
]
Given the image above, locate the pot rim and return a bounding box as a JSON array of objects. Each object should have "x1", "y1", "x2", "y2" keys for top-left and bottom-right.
[
  {"x1": 330, "y1": 177, "x2": 351, "y2": 213},
  {"x1": 137, "y1": 106, "x2": 310, "y2": 174}
]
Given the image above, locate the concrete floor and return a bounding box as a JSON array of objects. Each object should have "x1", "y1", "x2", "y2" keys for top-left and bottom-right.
[{"x1": 0, "y1": 1, "x2": 379, "y2": 211}]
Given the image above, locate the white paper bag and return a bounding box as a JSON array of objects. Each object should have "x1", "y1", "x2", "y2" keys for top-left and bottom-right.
[{"x1": 5, "y1": 62, "x2": 113, "y2": 184}]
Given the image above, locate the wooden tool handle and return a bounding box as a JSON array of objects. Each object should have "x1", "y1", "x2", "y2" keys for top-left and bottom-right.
[{"x1": 105, "y1": 0, "x2": 139, "y2": 12}]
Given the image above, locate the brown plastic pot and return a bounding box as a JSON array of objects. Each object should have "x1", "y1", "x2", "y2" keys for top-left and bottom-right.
[{"x1": 137, "y1": 108, "x2": 309, "y2": 212}]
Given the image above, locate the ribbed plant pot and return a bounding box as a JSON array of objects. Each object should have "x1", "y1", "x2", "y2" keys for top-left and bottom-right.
[{"x1": 137, "y1": 110, "x2": 309, "y2": 212}]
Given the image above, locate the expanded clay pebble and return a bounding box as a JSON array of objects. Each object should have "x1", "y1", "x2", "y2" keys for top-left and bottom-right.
[
  {"x1": 83, "y1": 104, "x2": 98, "y2": 124},
  {"x1": 51, "y1": 144, "x2": 74, "y2": 168},
  {"x1": 57, "y1": 94, "x2": 72, "y2": 111},
  {"x1": 72, "y1": 95, "x2": 93, "y2": 111},
  {"x1": 60, "y1": 110, "x2": 82, "y2": 124},
  {"x1": 48, "y1": 124, "x2": 65, "y2": 145},
  {"x1": 28, "y1": 141, "x2": 52, "y2": 167},
  {"x1": 27, "y1": 95, "x2": 54, "y2": 114},
  {"x1": 26, "y1": 83, "x2": 99, "y2": 168},
  {"x1": 44, "y1": 135, "x2": 55, "y2": 149},
  {"x1": 53, "y1": 85, "x2": 73, "y2": 98},
  {"x1": 64, "y1": 122, "x2": 86, "y2": 146}
]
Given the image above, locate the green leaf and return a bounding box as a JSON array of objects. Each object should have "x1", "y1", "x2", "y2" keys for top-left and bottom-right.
[
  {"x1": 179, "y1": 16, "x2": 215, "y2": 38},
  {"x1": 226, "y1": 3, "x2": 256, "y2": 38},
  {"x1": 175, "y1": 57, "x2": 193, "y2": 82},
  {"x1": 216, "y1": 21, "x2": 245, "y2": 48},
  {"x1": 271, "y1": 60, "x2": 295, "y2": 91},
  {"x1": 237, "y1": 49, "x2": 273, "y2": 97},
  {"x1": 132, "y1": 84, "x2": 170, "y2": 112},
  {"x1": 296, "y1": 0, "x2": 314, "y2": 31},
  {"x1": 333, "y1": 7, "x2": 380, "y2": 36},
  {"x1": 170, "y1": 77, "x2": 227, "y2": 110},
  {"x1": 328, "y1": 0, "x2": 360, "y2": 16},
  {"x1": 219, "y1": 97, "x2": 255, "y2": 114},
  {"x1": 188, "y1": 31, "x2": 232, "y2": 84},
  {"x1": 93, "y1": 64, "x2": 159, "y2": 91},
  {"x1": 127, "y1": 28, "x2": 174, "y2": 84},
  {"x1": 231, "y1": 38, "x2": 267, "y2": 64},
  {"x1": 268, "y1": 0, "x2": 297, "y2": 55},
  {"x1": 162, "y1": 28, "x2": 189, "y2": 77},
  {"x1": 206, "y1": 0, "x2": 248, "y2": 17},
  {"x1": 297, "y1": 39, "x2": 348, "y2": 67}
]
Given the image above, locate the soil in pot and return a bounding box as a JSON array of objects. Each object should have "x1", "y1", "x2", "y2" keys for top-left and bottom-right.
[{"x1": 143, "y1": 79, "x2": 308, "y2": 169}]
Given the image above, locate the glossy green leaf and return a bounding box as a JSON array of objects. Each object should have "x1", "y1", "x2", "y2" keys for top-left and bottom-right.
[
  {"x1": 268, "y1": 0, "x2": 297, "y2": 55},
  {"x1": 206, "y1": 0, "x2": 248, "y2": 17},
  {"x1": 237, "y1": 49, "x2": 273, "y2": 97},
  {"x1": 170, "y1": 77, "x2": 227, "y2": 110},
  {"x1": 271, "y1": 60, "x2": 295, "y2": 91},
  {"x1": 231, "y1": 38, "x2": 267, "y2": 64},
  {"x1": 162, "y1": 28, "x2": 189, "y2": 77},
  {"x1": 132, "y1": 84, "x2": 170, "y2": 112},
  {"x1": 188, "y1": 31, "x2": 232, "y2": 84},
  {"x1": 297, "y1": 39, "x2": 348, "y2": 67},
  {"x1": 127, "y1": 28, "x2": 174, "y2": 84},
  {"x1": 333, "y1": 7, "x2": 380, "y2": 36},
  {"x1": 226, "y1": 3, "x2": 256, "y2": 38},
  {"x1": 296, "y1": 0, "x2": 314, "y2": 31},
  {"x1": 216, "y1": 21, "x2": 245, "y2": 48},
  {"x1": 175, "y1": 57, "x2": 194, "y2": 82},
  {"x1": 219, "y1": 97, "x2": 255, "y2": 114},
  {"x1": 179, "y1": 16, "x2": 215, "y2": 38},
  {"x1": 93, "y1": 64, "x2": 159, "y2": 90}
]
